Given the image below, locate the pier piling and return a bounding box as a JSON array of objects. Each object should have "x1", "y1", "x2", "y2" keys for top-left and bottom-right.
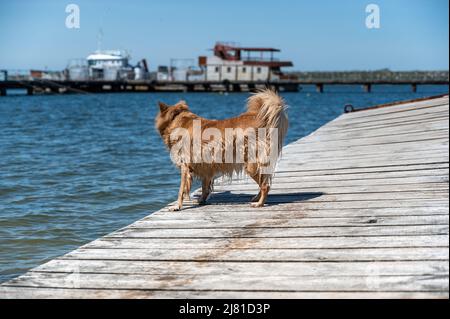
[
  {"x1": 316, "y1": 83, "x2": 324, "y2": 93},
  {"x1": 363, "y1": 83, "x2": 372, "y2": 93}
]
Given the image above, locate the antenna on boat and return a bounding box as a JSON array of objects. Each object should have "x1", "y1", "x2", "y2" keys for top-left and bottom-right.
[{"x1": 97, "y1": 28, "x2": 103, "y2": 52}]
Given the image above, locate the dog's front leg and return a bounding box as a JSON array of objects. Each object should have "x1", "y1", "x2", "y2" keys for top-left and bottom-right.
[{"x1": 169, "y1": 165, "x2": 188, "y2": 211}]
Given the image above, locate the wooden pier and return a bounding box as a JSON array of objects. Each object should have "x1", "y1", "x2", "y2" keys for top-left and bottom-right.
[
  {"x1": 0, "y1": 79, "x2": 448, "y2": 95},
  {"x1": 0, "y1": 79, "x2": 302, "y2": 95},
  {"x1": 0, "y1": 95, "x2": 448, "y2": 298}
]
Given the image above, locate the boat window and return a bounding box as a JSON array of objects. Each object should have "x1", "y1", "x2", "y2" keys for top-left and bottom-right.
[
  {"x1": 242, "y1": 67, "x2": 246, "y2": 73},
  {"x1": 257, "y1": 67, "x2": 262, "y2": 73},
  {"x1": 214, "y1": 66, "x2": 219, "y2": 73},
  {"x1": 227, "y1": 67, "x2": 231, "y2": 73}
]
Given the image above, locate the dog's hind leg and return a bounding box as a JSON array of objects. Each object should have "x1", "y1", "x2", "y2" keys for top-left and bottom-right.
[
  {"x1": 251, "y1": 191, "x2": 261, "y2": 202},
  {"x1": 251, "y1": 179, "x2": 270, "y2": 208},
  {"x1": 248, "y1": 174, "x2": 261, "y2": 202},
  {"x1": 246, "y1": 164, "x2": 271, "y2": 207},
  {"x1": 198, "y1": 176, "x2": 212, "y2": 205},
  {"x1": 170, "y1": 164, "x2": 189, "y2": 211}
]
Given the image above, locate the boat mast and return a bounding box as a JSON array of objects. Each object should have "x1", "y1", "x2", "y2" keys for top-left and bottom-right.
[{"x1": 97, "y1": 28, "x2": 103, "y2": 52}]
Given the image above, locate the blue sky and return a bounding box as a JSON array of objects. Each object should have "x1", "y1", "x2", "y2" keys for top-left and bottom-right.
[{"x1": 0, "y1": 0, "x2": 448, "y2": 71}]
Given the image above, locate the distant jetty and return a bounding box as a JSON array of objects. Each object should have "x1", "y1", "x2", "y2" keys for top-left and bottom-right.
[
  {"x1": 0, "y1": 70, "x2": 448, "y2": 95},
  {"x1": 291, "y1": 70, "x2": 449, "y2": 93}
]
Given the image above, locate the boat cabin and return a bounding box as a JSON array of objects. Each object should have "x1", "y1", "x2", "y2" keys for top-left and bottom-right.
[{"x1": 199, "y1": 42, "x2": 294, "y2": 82}]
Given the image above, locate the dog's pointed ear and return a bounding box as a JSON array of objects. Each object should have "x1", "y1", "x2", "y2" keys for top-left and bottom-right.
[
  {"x1": 177, "y1": 100, "x2": 189, "y2": 109},
  {"x1": 158, "y1": 101, "x2": 169, "y2": 112}
]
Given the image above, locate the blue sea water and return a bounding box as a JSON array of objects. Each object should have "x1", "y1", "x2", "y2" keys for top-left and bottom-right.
[{"x1": 0, "y1": 84, "x2": 448, "y2": 283}]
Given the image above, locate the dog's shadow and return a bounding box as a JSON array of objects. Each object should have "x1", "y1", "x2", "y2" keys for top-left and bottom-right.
[{"x1": 190, "y1": 191, "x2": 324, "y2": 208}]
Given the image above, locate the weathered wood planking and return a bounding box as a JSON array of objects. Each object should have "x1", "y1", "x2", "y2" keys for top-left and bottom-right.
[{"x1": 0, "y1": 95, "x2": 448, "y2": 299}]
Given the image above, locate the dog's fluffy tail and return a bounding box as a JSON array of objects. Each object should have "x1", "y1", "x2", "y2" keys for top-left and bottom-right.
[{"x1": 247, "y1": 88, "x2": 289, "y2": 155}]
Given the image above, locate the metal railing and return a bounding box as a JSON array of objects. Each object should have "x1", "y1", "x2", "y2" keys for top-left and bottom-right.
[{"x1": 242, "y1": 57, "x2": 280, "y2": 62}]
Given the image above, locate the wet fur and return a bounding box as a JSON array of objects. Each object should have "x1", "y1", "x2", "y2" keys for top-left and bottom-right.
[{"x1": 155, "y1": 89, "x2": 288, "y2": 211}]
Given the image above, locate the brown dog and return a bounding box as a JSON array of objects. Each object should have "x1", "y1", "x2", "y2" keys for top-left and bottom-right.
[{"x1": 155, "y1": 89, "x2": 288, "y2": 211}]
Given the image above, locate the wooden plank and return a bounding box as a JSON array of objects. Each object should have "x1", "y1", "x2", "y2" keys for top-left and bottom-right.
[
  {"x1": 311, "y1": 119, "x2": 450, "y2": 132},
  {"x1": 284, "y1": 154, "x2": 448, "y2": 164},
  {"x1": 270, "y1": 169, "x2": 449, "y2": 180},
  {"x1": 30, "y1": 260, "x2": 450, "y2": 277},
  {"x1": 334, "y1": 103, "x2": 449, "y2": 123},
  {"x1": 282, "y1": 145, "x2": 449, "y2": 157},
  {"x1": 304, "y1": 123, "x2": 448, "y2": 141},
  {"x1": 205, "y1": 192, "x2": 448, "y2": 203},
  {"x1": 147, "y1": 207, "x2": 449, "y2": 219},
  {"x1": 0, "y1": 95, "x2": 447, "y2": 299},
  {"x1": 214, "y1": 183, "x2": 449, "y2": 194},
  {"x1": 342, "y1": 97, "x2": 449, "y2": 114},
  {"x1": 280, "y1": 144, "x2": 449, "y2": 158},
  {"x1": 108, "y1": 225, "x2": 448, "y2": 239},
  {"x1": 309, "y1": 119, "x2": 448, "y2": 136},
  {"x1": 317, "y1": 118, "x2": 449, "y2": 133},
  {"x1": 231, "y1": 176, "x2": 449, "y2": 187},
  {"x1": 328, "y1": 109, "x2": 449, "y2": 128},
  {"x1": 161, "y1": 200, "x2": 448, "y2": 213},
  {"x1": 303, "y1": 132, "x2": 448, "y2": 146},
  {"x1": 129, "y1": 215, "x2": 448, "y2": 229},
  {"x1": 341, "y1": 97, "x2": 449, "y2": 119},
  {"x1": 311, "y1": 122, "x2": 449, "y2": 137},
  {"x1": 280, "y1": 151, "x2": 449, "y2": 163},
  {"x1": 318, "y1": 112, "x2": 448, "y2": 131},
  {"x1": 304, "y1": 125, "x2": 449, "y2": 140},
  {"x1": 4, "y1": 272, "x2": 448, "y2": 293},
  {"x1": 82, "y1": 235, "x2": 449, "y2": 250},
  {"x1": 0, "y1": 286, "x2": 447, "y2": 299},
  {"x1": 274, "y1": 164, "x2": 447, "y2": 175}
]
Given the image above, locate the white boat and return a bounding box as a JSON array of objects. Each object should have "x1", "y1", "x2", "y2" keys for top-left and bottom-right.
[
  {"x1": 86, "y1": 50, "x2": 133, "y2": 80},
  {"x1": 67, "y1": 50, "x2": 148, "y2": 81}
]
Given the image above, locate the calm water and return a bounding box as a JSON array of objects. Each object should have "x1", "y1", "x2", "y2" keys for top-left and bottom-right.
[{"x1": 0, "y1": 85, "x2": 448, "y2": 282}]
